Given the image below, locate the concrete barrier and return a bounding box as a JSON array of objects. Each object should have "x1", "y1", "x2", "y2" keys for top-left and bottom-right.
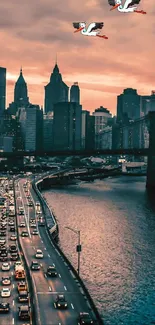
[{"x1": 32, "y1": 178, "x2": 104, "y2": 325}]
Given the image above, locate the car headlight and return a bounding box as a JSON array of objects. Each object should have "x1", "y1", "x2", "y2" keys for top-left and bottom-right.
[
  {"x1": 58, "y1": 304, "x2": 60, "y2": 307},
  {"x1": 65, "y1": 304, "x2": 67, "y2": 306}
]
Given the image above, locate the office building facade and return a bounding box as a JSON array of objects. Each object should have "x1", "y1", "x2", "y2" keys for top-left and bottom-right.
[{"x1": 0, "y1": 67, "x2": 6, "y2": 115}]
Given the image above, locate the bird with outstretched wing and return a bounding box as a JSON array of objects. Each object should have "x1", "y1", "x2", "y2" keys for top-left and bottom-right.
[
  {"x1": 73, "y1": 22, "x2": 108, "y2": 39},
  {"x1": 108, "y1": 0, "x2": 146, "y2": 14}
]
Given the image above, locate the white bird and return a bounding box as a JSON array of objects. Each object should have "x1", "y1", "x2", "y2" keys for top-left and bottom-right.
[
  {"x1": 108, "y1": 0, "x2": 146, "y2": 14},
  {"x1": 73, "y1": 22, "x2": 108, "y2": 39}
]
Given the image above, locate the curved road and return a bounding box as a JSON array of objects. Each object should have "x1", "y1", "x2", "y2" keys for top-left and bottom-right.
[{"x1": 15, "y1": 177, "x2": 97, "y2": 325}]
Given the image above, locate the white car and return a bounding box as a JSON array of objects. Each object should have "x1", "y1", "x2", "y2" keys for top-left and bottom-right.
[
  {"x1": 2, "y1": 263, "x2": 10, "y2": 271},
  {"x1": 14, "y1": 261, "x2": 22, "y2": 268},
  {"x1": 1, "y1": 288, "x2": 11, "y2": 297},
  {"x1": 10, "y1": 235, "x2": 17, "y2": 241},
  {"x1": 35, "y1": 249, "x2": 44, "y2": 259}
]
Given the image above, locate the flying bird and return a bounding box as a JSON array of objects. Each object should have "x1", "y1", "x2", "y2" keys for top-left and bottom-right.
[
  {"x1": 73, "y1": 22, "x2": 108, "y2": 39},
  {"x1": 108, "y1": 0, "x2": 146, "y2": 14}
]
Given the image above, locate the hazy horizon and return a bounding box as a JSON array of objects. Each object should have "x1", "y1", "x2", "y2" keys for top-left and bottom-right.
[{"x1": 0, "y1": 0, "x2": 154, "y2": 114}]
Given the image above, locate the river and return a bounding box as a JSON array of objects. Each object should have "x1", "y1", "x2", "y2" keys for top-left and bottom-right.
[{"x1": 43, "y1": 176, "x2": 155, "y2": 325}]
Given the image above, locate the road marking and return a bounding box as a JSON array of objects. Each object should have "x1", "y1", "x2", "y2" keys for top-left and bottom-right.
[
  {"x1": 12, "y1": 284, "x2": 14, "y2": 288},
  {"x1": 12, "y1": 318, "x2": 14, "y2": 324},
  {"x1": 55, "y1": 249, "x2": 61, "y2": 256},
  {"x1": 11, "y1": 272, "x2": 13, "y2": 275},
  {"x1": 64, "y1": 262, "x2": 68, "y2": 266},
  {"x1": 41, "y1": 240, "x2": 43, "y2": 243},
  {"x1": 48, "y1": 254, "x2": 50, "y2": 257},
  {"x1": 71, "y1": 303, "x2": 74, "y2": 309},
  {"x1": 44, "y1": 274, "x2": 47, "y2": 278},
  {"x1": 13, "y1": 300, "x2": 14, "y2": 306},
  {"x1": 49, "y1": 286, "x2": 51, "y2": 291},
  {"x1": 64, "y1": 286, "x2": 67, "y2": 291},
  {"x1": 40, "y1": 264, "x2": 42, "y2": 267},
  {"x1": 59, "y1": 274, "x2": 61, "y2": 278},
  {"x1": 44, "y1": 247, "x2": 46, "y2": 250}
]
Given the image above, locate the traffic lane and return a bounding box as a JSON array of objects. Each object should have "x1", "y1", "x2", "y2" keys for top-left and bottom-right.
[
  {"x1": 36, "y1": 292, "x2": 77, "y2": 325},
  {"x1": 20, "y1": 182, "x2": 95, "y2": 320},
  {"x1": 38, "y1": 221, "x2": 94, "y2": 315}
]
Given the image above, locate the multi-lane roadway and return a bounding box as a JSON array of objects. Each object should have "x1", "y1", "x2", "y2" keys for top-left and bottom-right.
[
  {"x1": 15, "y1": 177, "x2": 96, "y2": 325},
  {"x1": 0, "y1": 177, "x2": 31, "y2": 325}
]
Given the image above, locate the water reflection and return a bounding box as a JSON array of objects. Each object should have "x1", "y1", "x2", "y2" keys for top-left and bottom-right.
[{"x1": 43, "y1": 176, "x2": 155, "y2": 324}]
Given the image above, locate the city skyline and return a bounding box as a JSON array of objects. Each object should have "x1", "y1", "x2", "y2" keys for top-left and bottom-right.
[{"x1": 0, "y1": 0, "x2": 154, "y2": 114}]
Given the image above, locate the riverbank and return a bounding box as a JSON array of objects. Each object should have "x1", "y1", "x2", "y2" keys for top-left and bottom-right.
[{"x1": 42, "y1": 175, "x2": 155, "y2": 325}]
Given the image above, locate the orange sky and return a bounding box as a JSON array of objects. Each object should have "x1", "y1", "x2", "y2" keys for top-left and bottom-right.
[{"x1": 0, "y1": 0, "x2": 154, "y2": 115}]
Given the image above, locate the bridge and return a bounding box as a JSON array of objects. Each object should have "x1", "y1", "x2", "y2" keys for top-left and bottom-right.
[
  {"x1": 0, "y1": 148, "x2": 149, "y2": 157},
  {"x1": 1, "y1": 112, "x2": 155, "y2": 188}
]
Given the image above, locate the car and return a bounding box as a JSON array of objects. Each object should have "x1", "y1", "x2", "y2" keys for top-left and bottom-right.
[
  {"x1": 2, "y1": 277, "x2": 11, "y2": 285},
  {"x1": 21, "y1": 231, "x2": 29, "y2": 237},
  {"x1": 2, "y1": 263, "x2": 10, "y2": 271},
  {"x1": 46, "y1": 265, "x2": 57, "y2": 277},
  {"x1": 18, "y1": 290, "x2": 29, "y2": 302},
  {"x1": 0, "y1": 231, "x2": 6, "y2": 237},
  {"x1": 35, "y1": 249, "x2": 43, "y2": 259},
  {"x1": 10, "y1": 252, "x2": 19, "y2": 261},
  {"x1": 9, "y1": 245, "x2": 17, "y2": 253},
  {"x1": 31, "y1": 261, "x2": 40, "y2": 270},
  {"x1": 0, "y1": 239, "x2": 6, "y2": 246},
  {"x1": 30, "y1": 223, "x2": 36, "y2": 228},
  {"x1": 0, "y1": 302, "x2": 10, "y2": 313},
  {"x1": 10, "y1": 234, "x2": 17, "y2": 241},
  {"x1": 54, "y1": 295, "x2": 68, "y2": 309},
  {"x1": 0, "y1": 254, "x2": 8, "y2": 262},
  {"x1": 19, "y1": 222, "x2": 26, "y2": 227},
  {"x1": 14, "y1": 261, "x2": 22, "y2": 268},
  {"x1": 32, "y1": 230, "x2": 38, "y2": 235},
  {"x1": 18, "y1": 305, "x2": 30, "y2": 320},
  {"x1": 18, "y1": 282, "x2": 27, "y2": 292},
  {"x1": 1, "y1": 288, "x2": 11, "y2": 297},
  {"x1": 78, "y1": 312, "x2": 94, "y2": 324},
  {"x1": 9, "y1": 221, "x2": 14, "y2": 226},
  {"x1": 10, "y1": 226, "x2": 15, "y2": 232}
]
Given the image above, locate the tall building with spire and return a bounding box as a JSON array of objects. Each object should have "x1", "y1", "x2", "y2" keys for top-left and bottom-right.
[
  {"x1": 8, "y1": 68, "x2": 29, "y2": 115},
  {"x1": 44, "y1": 63, "x2": 69, "y2": 114},
  {"x1": 14, "y1": 68, "x2": 29, "y2": 108}
]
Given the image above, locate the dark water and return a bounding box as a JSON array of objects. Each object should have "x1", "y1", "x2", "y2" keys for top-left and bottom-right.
[{"x1": 43, "y1": 176, "x2": 155, "y2": 325}]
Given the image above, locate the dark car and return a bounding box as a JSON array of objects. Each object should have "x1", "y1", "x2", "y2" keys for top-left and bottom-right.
[
  {"x1": 9, "y1": 245, "x2": 17, "y2": 253},
  {"x1": 18, "y1": 290, "x2": 29, "y2": 303},
  {"x1": 0, "y1": 253, "x2": 8, "y2": 261},
  {"x1": 31, "y1": 261, "x2": 40, "y2": 270},
  {"x1": 21, "y1": 231, "x2": 29, "y2": 237},
  {"x1": 78, "y1": 312, "x2": 94, "y2": 324},
  {"x1": 54, "y1": 295, "x2": 68, "y2": 309},
  {"x1": 46, "y1": 265, "x2": 57, "y2": 277},
  {"x1": 0, "y1": 231, "x2": 6, "y2": 237},
  {"x1": 0, "y1": 302, "x2": 10, "y2": 313}
]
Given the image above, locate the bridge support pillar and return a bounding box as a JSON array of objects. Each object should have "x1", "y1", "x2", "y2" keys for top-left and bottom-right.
[{"x1": 146, "y1": 112, "x2": 155, "y2": 189}]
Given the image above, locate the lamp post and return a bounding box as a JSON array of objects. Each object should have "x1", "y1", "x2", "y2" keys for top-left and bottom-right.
[{"x1": 65, "y1": 226, "x2": 81, "y2": 276}]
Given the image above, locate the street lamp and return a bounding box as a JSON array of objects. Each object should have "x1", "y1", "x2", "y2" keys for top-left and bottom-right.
[{"x1": 65, "y1": 226, "x2": 81, "y2": 276}]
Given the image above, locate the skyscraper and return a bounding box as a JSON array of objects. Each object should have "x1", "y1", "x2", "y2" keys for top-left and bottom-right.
[
  {"x1": 53, "y1": 102, "x2": 82, "y2": 150},
  {"x1": 44, "y1": 63, "x2": 69, "y2": 114},
  {"x1": 0, "y1": 67, "x2": 6, "y2": 115},
  {"x1": 117, "y1": 88, "x2": 141, "y2": 123},
  {"x1": 92, "y1": 106, "x2": 112, "y2": 133},
  {"x1": 81, "y1": 111, "x2": 95, "y2": 149},
  {"x1": 14, "y1": 68, "x2": 29, "y2": 108},
  {"x1": 70, "y1": 82, "x2": 80, "y2": 104}
]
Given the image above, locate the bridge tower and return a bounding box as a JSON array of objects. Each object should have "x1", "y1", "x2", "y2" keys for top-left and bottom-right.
[{"x1": 146, "y1": 111, "x2": 155, "y2": 189}]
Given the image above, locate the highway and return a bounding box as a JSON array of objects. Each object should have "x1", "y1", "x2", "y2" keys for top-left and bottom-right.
[
  {"x1": 0, "y1": 178, "x2": 31, "y2": 325},
  {"x1": 15, "y1": 177, "x2": 97, "y2": 325}
]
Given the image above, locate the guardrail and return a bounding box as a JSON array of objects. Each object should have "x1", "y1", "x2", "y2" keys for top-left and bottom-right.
[
  {"x1": 13, "y1": 179, "x2": 40, "y2": 325},
  {"x1": 32, "y1": 176, "x2": 104, "y2": 325}
]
